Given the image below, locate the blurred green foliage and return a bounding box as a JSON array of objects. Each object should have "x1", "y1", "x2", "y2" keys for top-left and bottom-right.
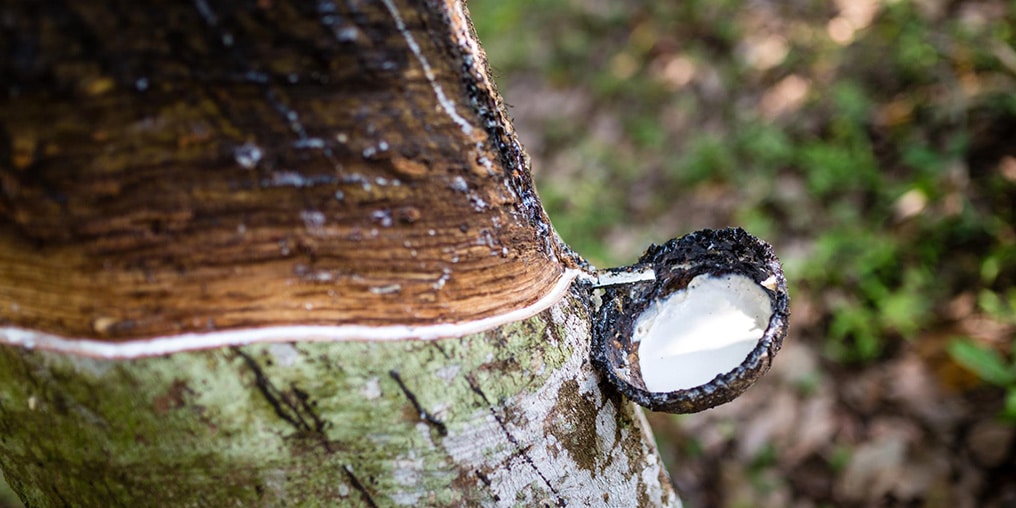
[
  {"x1": 950, "y1": 337, "x2": 1016, "y2": 421},
  {"x1": 469, "y1": 0, "x2": 1015, "y2": 392},
  {"x1": 950, "y1": 288, "x2": 1016, "y2": 422}
]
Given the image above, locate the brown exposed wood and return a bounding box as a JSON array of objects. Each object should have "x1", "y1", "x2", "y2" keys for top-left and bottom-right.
[{"x1": 0, "y1": 0, "x2": 576, "y2": 341}]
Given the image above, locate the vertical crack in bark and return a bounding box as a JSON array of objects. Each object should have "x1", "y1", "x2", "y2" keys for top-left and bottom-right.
[
  {"x1": 234, "y1": 348, "x2": 332, "y2": 451},
  {"x1": 0, "y1": 398, "x2": 8, "y2": 436},
  {"x1": 431, "y1": 342, "x2": 451, "y2": 360},
  {"x1": 343, "y1": 464, "x2": 379, "y2": 508},
  {"x1": 389, "y1": 370, "x2": 448, "y2": 437},
  {"x1": 473, "y1": 470, "x2": 501, "y2": 502},
  {"x1": 432, "y1": 343, "x2": 505, "y2": 504},
  {"x1": 51, "y1": 482, "x2": 71, "y2": 507},
  {"x1": 464, "y1": 374, "x2": 566, "y2": 507},
  {"x1": 289, "y1": 384, "x2": 329, "y2": 435}
]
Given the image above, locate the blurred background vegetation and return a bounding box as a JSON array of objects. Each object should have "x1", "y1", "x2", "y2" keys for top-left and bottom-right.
[{"x1": 470, "y1": 0, "x2": 1015, "y2": 506}]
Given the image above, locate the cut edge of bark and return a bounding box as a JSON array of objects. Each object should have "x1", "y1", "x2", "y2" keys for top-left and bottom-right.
[
  {"x1": 0, "y1": 268, "x2": 583, "y2": 359},
  {"x1": 0, "y1": 0, "x2": 582, "y2": 341}
]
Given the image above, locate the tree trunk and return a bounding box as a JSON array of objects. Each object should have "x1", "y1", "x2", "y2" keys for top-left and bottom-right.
[
  {"x1": 0, "y1": 0, "x2": 684, "y2": 505},
  {"x1": 0, "y1": 294, "x2": 678, "y2": 506}
]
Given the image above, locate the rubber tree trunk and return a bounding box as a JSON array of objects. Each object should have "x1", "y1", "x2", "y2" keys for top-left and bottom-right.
[{"x1": 0, "y1": 0, "x2": 682, "y2": 506}]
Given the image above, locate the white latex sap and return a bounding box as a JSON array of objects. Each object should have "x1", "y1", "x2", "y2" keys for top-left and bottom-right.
[{"x1": 635, "y1": 273, "x2": 773, "y2": 393}]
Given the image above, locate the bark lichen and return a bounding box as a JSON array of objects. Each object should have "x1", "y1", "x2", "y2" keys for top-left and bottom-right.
[{"x1": 0, "y1": 288, "x2": 678, "y2": 506}]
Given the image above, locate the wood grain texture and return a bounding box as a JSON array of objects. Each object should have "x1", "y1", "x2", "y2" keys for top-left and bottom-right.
[{"x1": 0, "y1": 0, "x2": 577, "y2": 341}]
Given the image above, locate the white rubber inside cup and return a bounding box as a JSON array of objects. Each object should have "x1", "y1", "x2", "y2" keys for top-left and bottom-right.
[{"x1": 635, "y1": 273, "x2": 773, "y2": 393}]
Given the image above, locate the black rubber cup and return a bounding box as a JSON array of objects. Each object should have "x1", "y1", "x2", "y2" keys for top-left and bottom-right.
[{"x1": 591, "y1": 228, "x2": 790, "y2": 414}]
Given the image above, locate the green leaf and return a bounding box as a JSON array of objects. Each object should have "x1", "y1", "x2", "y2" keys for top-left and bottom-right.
[
  {"x1": 948, "y1": 339, "x2": 1016, "y2": 387},
  {"x1": 1004, "y1": 389, "x2": 1016, "y2": 422}
]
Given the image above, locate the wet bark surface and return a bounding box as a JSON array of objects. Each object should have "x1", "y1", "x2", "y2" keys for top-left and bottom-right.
[{"x1": 0, "y1": 0, "x2": 570, "y2": 341}]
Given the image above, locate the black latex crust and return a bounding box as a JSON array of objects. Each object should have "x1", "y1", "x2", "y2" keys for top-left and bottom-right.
[{"x1": 590, "y1": 227, "x2": 790, "y2": 414}]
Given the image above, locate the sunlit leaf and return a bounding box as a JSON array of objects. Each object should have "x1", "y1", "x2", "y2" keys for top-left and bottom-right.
[{"x1": 948, "y1": 339, "x2": 1016, "y2": 387}]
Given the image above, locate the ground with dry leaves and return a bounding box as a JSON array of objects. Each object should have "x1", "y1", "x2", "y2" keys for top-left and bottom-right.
[{"x1": 473, "y1": 0, "x2": 1016, "y2": 506}]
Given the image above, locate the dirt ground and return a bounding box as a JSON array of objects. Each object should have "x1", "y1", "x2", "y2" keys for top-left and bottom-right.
[{"x1": 479, "y1": 0, "x2": 1016, "y2": 506}]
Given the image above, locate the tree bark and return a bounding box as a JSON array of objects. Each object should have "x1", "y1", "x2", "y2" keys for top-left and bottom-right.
[
  {"x1": 0, "y1": 0, "x2": 574, "y2": 339},
  {"x1": 0, "y1": 0, "x2": 682, "y2": 506},
  {"x1": 0, "y1": 292, "x2": 677, "y2": 506}
]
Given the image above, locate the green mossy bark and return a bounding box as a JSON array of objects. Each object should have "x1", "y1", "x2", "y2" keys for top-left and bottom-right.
[{"x1": 0, "y1": 289, "x2": 679, "y2": 507}]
